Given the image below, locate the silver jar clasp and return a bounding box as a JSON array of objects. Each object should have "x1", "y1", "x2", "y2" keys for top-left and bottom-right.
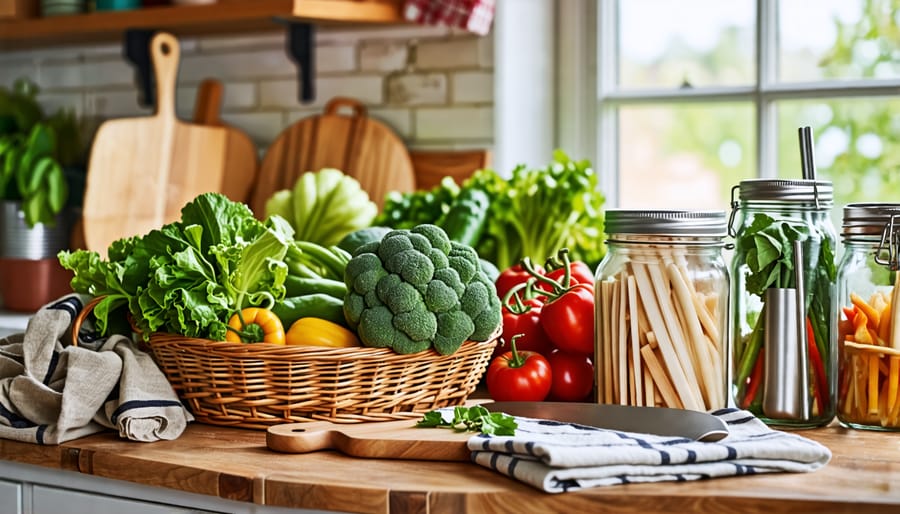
[
  {"x1": 874, "y1": 214, "x2": 900, "y2": 271},
  {"x1": 727, "y1": 184, "x2": 741, "y2": 238}
]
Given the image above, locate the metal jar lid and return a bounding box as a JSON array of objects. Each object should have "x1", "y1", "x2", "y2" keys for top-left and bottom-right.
[
  {"x1": 842, "y1": 203, "x2": 900, "y2": 240},
  {"x1": 605, "y1": 209, "x2": 727, "y2": 237},
  {"x1": 736, "y1": 179, "x2": 833, "y2": 205}
]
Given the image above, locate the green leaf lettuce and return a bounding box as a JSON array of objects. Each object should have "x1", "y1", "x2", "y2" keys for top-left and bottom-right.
[{"x1": 59, "y1": 193, "x2": 294, "y2": 341}]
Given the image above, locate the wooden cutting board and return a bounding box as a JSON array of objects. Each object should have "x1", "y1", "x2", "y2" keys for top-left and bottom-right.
[
  {"x1": 192, "y1": 78, "x2": 258, "y2": 204},
  {"x1": 249, "y1": 97, "x2": 415, "y2": 215},
  {"x1": 266, "y1": 419, "x2": 473, "y2": 461},
  {"x1": 81, "y1": 32, "x2": 227, "y2": 255}
]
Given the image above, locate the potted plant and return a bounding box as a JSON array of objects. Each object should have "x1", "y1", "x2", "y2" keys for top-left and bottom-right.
[{"x1": 0, "y1": 78, "x2": 86, "y2": 311}]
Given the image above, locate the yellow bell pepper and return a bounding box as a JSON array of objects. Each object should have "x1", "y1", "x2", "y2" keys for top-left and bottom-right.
[
  {"x1": 226, "y1": 308, "x2": 286, "y2": 345},
  {"x1": 286, "y1": 317, "x2": 361, "y2": 348}
]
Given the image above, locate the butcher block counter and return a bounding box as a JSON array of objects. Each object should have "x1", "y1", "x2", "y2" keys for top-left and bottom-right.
[{"x1": 1, "y1": 421, "x2": 899, "y2": 514}]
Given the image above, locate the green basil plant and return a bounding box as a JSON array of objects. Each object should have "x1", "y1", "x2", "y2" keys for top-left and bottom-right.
[{"x1": 0, "y1": 78, "x2": 83, "y2": 227}]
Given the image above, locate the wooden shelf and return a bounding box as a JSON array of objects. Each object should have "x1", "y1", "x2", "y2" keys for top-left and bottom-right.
[{"x1": 0, "y1": 0, "x2": 405, "y2": 50}]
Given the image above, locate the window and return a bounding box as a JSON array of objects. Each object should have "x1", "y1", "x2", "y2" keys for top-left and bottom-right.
[{"x1": 598, "y1": 0, "x2": 900, "y2": 211}]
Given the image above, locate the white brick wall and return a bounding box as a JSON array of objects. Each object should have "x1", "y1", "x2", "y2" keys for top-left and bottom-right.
[
  {"x1": 387, "y1": 73, "x2": 447, "y2": 105},
  {"x1": 416, "y1": 106, "x2": 492, "y2": 141},
  {"x1": 359, "y1": 41, "x2": 408, "y2": 72},
  {"x1": 0, "y1": 26, "x2": 495, "y2": 157},
  {"x1": 452, "y1": 71, "x2": 493, "y2": 103},
  {"x1": 415, "y1": 38, "x2": 486, "y2": 69}
]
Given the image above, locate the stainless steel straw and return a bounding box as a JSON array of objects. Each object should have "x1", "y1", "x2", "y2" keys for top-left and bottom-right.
[
  {"x1": 799, "y1": 127, "x2": 816, "y2": 180},
  {"x1": 793, "y1": 239, "x2": 811, "y2": 419}
]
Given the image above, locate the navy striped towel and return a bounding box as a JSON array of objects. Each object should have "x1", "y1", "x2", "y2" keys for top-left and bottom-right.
[
  {"x1": 468, "y1": 408, "x2": 831, "y2": 493},
  {"x1": 0, "y1": 294, "x2": 193, "y2": 444}
]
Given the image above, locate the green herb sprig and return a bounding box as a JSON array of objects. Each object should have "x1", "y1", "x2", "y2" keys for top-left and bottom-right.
[{"x1": 416, "y1": 405, "x2": 517, "y2": 436}]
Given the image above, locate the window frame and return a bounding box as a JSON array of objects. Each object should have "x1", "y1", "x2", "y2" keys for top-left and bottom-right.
[{"x1": 592, "y1": 0, "x2": 900, "y2": 207}]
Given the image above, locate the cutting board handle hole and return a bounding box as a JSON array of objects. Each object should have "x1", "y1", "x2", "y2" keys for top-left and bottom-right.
[
  {"x1": 160, "y1": 42, "x2": 171, "y2": 55},
  {"x1": 290, "y1": 428, "x2": 307, "y2": 433}
]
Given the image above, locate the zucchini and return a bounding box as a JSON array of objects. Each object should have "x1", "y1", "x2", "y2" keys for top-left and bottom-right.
[
  {"x1": 438, "y1": 188, "x2": 490, "y2": 247},
  {"x1": 273, "y1": 293, "x2": 347, "y2": 328},
  {"x1": 284, "y1": 275, "x2": 348, "y2": 299}
]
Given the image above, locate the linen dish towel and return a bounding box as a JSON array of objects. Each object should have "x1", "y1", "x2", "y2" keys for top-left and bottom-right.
[
  {"x1": 403, "y1": 0, "x2": 495, "y2": 35},
  {"x1": 468, "y1": 408, "x2": 831, "y2": 493},
  {"x1": 0, "y1": 294, "x2": 193, "y2": 444}
]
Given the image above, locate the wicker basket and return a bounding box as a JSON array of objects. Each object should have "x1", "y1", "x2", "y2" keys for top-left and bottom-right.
[{"x1": 74, "y1": 297, "x2": 498, "y2": 429}]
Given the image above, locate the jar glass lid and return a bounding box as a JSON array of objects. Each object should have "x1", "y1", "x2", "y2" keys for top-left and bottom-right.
[{"x1": 605, "y1": 209, "x2": 727, "y2": 237}]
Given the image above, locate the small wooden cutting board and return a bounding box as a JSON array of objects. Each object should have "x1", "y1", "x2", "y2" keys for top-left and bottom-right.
[
  {"x1": 192, "y1": 78, "x2": 258, "y2": 204},
  {"x1": 82, "y1": 32, "x2": 227, "y2": 255},
  {"x1": 266, "y1": 419, "x2": 473, "y2": 461}
]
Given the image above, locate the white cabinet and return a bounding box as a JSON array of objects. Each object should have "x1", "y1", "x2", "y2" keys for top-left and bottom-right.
[
  {"x1": 0, "y1": 480, "x2": 22, "y2": 514},
  {"x1": 32, "y1": 486, "x2": 215, "y2": 514},
  {"x1": 1, "y1": 461, "x2": 337, "y2": 514}
]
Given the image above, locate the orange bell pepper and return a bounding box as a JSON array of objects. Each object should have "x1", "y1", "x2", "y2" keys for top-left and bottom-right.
[{"x1": 226, "y1": 308, "x2": 286, "y2": 345}]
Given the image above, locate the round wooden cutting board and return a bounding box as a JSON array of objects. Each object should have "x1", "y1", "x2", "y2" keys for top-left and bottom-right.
[{"x1": 249, "y1": 97, "x2": 415, "y2": 216}]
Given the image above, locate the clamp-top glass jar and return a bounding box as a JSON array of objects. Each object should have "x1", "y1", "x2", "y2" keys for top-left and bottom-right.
[
  {"x1": 836, "y1": 203, "x2": 900, "y2": 431},
  {"x1": 595, "y1": 210, "x2": 729, "y2": 412},
  {"x1": 729, "y1": 179, "x2": 837, "y2": 428}
]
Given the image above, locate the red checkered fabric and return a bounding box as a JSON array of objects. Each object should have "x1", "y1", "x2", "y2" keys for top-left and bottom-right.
[{"x1": 403, "y1": 0, "x2": 495, "y2": 35}]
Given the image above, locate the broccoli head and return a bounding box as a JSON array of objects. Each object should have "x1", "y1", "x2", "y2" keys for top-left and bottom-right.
[{"x1": 343, "y1": 224, "x2": 501, "y2": 355}]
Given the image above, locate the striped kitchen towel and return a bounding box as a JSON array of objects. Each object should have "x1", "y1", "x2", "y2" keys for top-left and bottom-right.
[
  {"x1": 0, "y1": 294, "x2": 192, "y2": 444},
  {"x1": 468, "y1": 408, "x2": 831, "y2": 493}
]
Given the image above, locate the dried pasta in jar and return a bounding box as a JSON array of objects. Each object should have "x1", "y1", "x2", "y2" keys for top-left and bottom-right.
[{"x1": 595, "y1": 210, "x2": 729, "y2": 412}]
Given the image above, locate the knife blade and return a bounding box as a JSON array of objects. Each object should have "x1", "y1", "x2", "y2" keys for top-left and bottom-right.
[{"x1": 480, "y1": 401, "x2": 729, "y2": 442}]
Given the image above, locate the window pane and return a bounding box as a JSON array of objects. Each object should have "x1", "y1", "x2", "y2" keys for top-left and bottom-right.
[
  {"x1": 777, "y1": 98, "x2": 900, "y2": 208},
  {"x1": 618, "y1": 0, "x2": 755, "y2": 89},
  {"x1": 619, "y1": 104, "x2": 756, "y2": 210},
  {"x1": 779, "y1": 0, "x2": 900, "y2": 82}
]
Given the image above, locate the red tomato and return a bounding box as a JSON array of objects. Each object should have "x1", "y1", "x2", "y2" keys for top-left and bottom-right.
[
  {"x1": 486, "y1": 336, "x2": 552, "y2": 401},
  {"x1": 538, "y1": 261, "x2": 594, "y2": 292},
  {"x1": 495, "y1": 298, "x2": 555, "y2": 359},
  {"x1": 546, "y1": 349, "x2": 594, "y2": 402},
  {"x1": 495, "y1": 263, "x2": 543, "y2": 302},
  {"x1": 540, "y1": 283, "x2": 595, "y2": 355}
]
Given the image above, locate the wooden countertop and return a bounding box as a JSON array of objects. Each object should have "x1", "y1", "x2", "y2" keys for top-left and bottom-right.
[{"x1": 1, "y1": 421, "x2": 898, "y2": 514}]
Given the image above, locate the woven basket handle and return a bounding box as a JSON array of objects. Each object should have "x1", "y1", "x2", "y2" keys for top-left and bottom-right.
[{"x1": 70, "y1": 295, "x2": 106, "y2": 348}]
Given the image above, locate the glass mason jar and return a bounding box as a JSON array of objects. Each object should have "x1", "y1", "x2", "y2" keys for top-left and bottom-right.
[
  {"x1": 595, "y1": 210, "x2": 729, "y2": 412},
  {"x1": 729, "y1": 179, "x2": 837, "y2": 428},
  {"x1": 836, "y1": 203, "x2": 900, "y2": 431}
]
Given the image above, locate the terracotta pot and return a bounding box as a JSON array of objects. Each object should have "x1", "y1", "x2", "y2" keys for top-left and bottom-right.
[
  {"x1": 0, "y1": 257, "x2": 73, "y2": 312},
  {"x1": 0, "y1": 201, "x2": 75, "y2": 311}
]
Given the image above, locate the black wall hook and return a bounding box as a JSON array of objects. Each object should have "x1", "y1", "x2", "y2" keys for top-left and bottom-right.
[
  {"x1": 286, "y1": 22, "x2": 315, "y2": 104},
  {"x1": 123, "y1": 28, "x2": 159, "y2": 109},
  {"x1": 122, "y1": 22, "x2": 317, "y2": 111}
]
